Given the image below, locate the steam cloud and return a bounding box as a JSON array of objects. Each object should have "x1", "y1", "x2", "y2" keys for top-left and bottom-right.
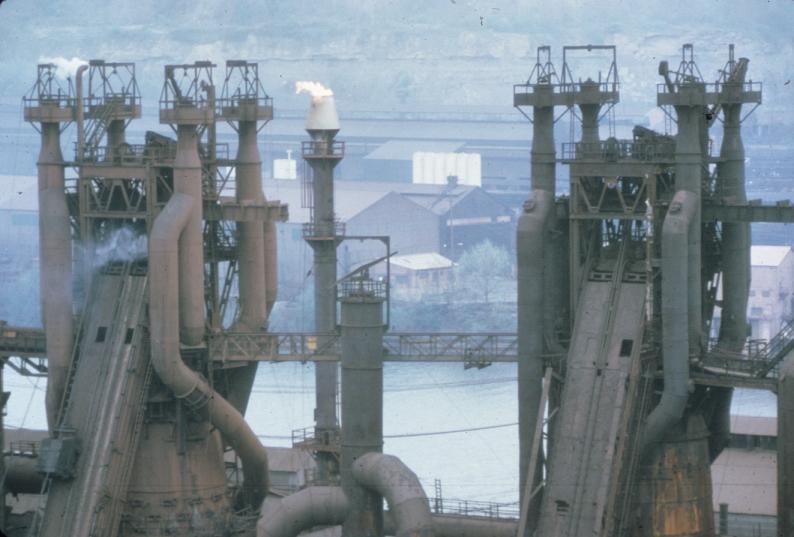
[
  {"x1": 295, "y1": 81, "x2": 334, "y2": 99},
  {"x1": 39, "y1": 56, "x2": 88, "y2": 79},
  {"x1": 93, "y1": 227, "x2": 148, "y2": 268}
]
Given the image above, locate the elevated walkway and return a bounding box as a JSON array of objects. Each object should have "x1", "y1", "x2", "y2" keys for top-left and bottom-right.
[
  {"x1": 30, "y1": 261, "x2": 151, "y2": 537},
  {"x1": 535, "y1": 248, "x2": 647, "y2": 537}
]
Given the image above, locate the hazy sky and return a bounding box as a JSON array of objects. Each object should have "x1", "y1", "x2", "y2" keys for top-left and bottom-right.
[{"x1": 1, "y1": 0, "x2": 792, "y2": 122}]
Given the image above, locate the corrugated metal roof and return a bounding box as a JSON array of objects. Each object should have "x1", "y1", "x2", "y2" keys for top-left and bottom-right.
[
  {"x1": 364, "y1": 139, "x2": 464, "y2": 161},
  {"x1": 711, "y1": 448, "x2": 776, "y2": 516},
  {"x1": 751, "y1": 245, "x2": 792, "y2": 267},
  {"x1": 391, "y1": 252, "x2": 454, "y2": 271},
  {"x1": 731, "y1": 414, "x2": 777, "y2": 437},
  {"x1": 265, "y1": 179, "x2": 484, "y2": 222}
]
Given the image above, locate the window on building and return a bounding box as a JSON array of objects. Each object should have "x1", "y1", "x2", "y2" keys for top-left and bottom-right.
[{"x1": 762, "y1": 290, "x2": 771, "y2": 298}]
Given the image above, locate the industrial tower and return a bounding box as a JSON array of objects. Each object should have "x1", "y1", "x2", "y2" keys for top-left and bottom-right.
[{"x1": 0, "y1": 44, "x2": 792, "y2": 537}]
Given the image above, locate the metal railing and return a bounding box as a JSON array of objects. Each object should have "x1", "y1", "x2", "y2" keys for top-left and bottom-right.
[
  {"x1": 22, "y1": 95, "x2": 76, "y2": 111},
  {"x1": 514, "y1": 81, "x2": 619, "y2": 97},
  {"x1": 429, "y1": 497, "x2": 519, "y2": 519},
  {"x1": 656, "y1": 80, "x2": 762, "y2": 95},
  {"x1": 338, "y1": 279, "x2": 387, "y2": 300},
  {"x1": 301, "y1": 140, "x2": 345, "y2": 159},
  {"x1": 216, "y1": 95, "x2": 273, "y2": 113},
  {"x1": 83, "y1": 94, "x2": 140, "y2": 117},
  {"x1": 7, "y1": 441, "x2": 40, "y2": 457},
  {"x1": 702, "y1": 317, "x2": 794, "y2": 379},
  {"x1": 302, "y1": 221, "x2": 346, "y2": 239},
  {"x1": 208, "y1": 331, "x2": 519, "y2": 364},
  {"x1": 561, "y1": 140, "x2": 675, "y2": 162}
]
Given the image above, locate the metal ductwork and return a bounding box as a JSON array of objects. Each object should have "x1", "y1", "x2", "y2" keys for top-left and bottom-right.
[
  {"x1": 149, "y1": 192, "x2": 269, "y2": 506},
  {"x1": 235, "y1": 119, "x2": 268, "y2": 331},
  {"x1": 352, "y1": 452, "x2": 435, "y2": 537},
  {"x1": 173, "y1": 124, "x2": 206, "y2": 345},
  {"x1": 642, "y1": 190, "x2": 697, "y2": 451},
  {"x1": 257, "y1": 486, "x2": 350, "y2": 537},
  {"x1": 516, "y1": 188, "x2": 552, "y2": 517},
  {"x1": 39, "y1": 185, "x2": 73, "y2": 431}
]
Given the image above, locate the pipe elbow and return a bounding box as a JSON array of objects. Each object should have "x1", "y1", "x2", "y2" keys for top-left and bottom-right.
[
  {"x1": 257, "y1": 486, "x2": 349, "y2": 537},
  {"x1": 352, "y1": 453, "x2": 435, "y2": 537},
  {"x1": 643, "y1": 190, "x2": 698, "y2": 453}
]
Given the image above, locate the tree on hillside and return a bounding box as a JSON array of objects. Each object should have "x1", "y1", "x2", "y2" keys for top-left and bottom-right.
[{"x1": 454, "y1": 239, "x2": 513, "y2": 303}]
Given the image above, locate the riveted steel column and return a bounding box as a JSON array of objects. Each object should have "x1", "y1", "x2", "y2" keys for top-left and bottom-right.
[{"x1": 340, "y1": 292, "x2": 384, "y2": 537}]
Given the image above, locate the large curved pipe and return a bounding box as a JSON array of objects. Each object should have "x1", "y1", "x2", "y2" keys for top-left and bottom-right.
[
  {"x1": 516, "y1": 189, "x2": 552, "y2": 513},
  {"x1": 39, "y1": 187, "x2": 73, "y2": 431},
  {"x1": 257, "y1": 486, "x2": 349, "y2": 537},
  {"x1": 642, "y1": 190, "x2": 697, "y2": 452},
  {"x1": 352, "y1": 453, "x2": 435, "y2": 537},
  {"x1": 149, "y1": 193, "x2": 269, "y2": 506}
]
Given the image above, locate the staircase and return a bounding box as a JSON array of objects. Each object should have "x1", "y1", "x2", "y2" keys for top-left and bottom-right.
[{"x1": 700, "y1": 316, "x2": 794, "y2": 381}]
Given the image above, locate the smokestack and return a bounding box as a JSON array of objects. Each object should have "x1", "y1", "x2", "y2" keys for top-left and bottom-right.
[
  {"x1": 298, "y1": 80, "x2": 344, "y2": 483},
  {"x1": 298, "y1": 81, "x2": 339, "y2": 135}
]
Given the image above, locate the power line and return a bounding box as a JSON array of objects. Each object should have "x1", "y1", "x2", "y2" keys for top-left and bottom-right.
[
  {"x1": 256, "y1": 421, "x2": 518, "y2": 443},
  {"x1": 385, "y1": 422, "x2": 517, "y2": 439}
]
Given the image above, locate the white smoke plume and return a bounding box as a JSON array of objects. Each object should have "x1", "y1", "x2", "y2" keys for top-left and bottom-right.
[
  {"x1": 93, "y1": 227, "x2": 148, "y2": 268},
  {"x1": 39, "y1": 56, "x2": 88, "y2": 80},
  {"x1": 295, "y1": 81, "x2": 334, "y2": 99}
]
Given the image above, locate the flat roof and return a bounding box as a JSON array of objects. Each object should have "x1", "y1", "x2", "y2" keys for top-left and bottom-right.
[
  {"x1": 392, "y1": 252, "x2": 454, "y2": 271},
  {"x1": 751, "y1": 245, "x2": 792, "y2": 267},
  {"x1": 364, "y1": 139, "x2": 464, "y2": 161},
  {"x1": 731, "y1": 414, "x2": 777, "y2": 437}
]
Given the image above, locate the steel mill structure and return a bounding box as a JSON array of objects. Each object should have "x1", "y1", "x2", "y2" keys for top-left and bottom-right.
[{"x1": 0, "y1": 44, "x2": 791, "y2": 537}]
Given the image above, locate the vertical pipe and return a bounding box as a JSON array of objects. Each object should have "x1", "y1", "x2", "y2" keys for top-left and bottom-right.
[
  {"x1": 149, "y1": 193, "x2": 270, "y2": 507},
  {"x1": 778, "y1": 350, "x2": 794, "y2": 537},
  {"x1": 340, "y1": 294, "x2": 384, "y2": 537},
  {"x1": 713, "y1": 102, "x2": 748, "y2": 459},
  {"x1": 718, "y1": 503, "x2": 728, "y2": 535},
  {"x1": 75, "y1": 65, "x2": 88, "y2": 160},
  {"x1": 264, "y1": 220, "x2": 278, "y2": 316},
  {"x1": 235, "y1": 119, "x2": 267, "y2": 331},
  {"x1": 717, "y1": 104, "x2": 749, "y2": 349},
  {"x1": 642, "y1": 190, "x2": 696, "y2": 451},
  {"x1": 173, "y1": 124, "x2": 205, "y2": 345},
  {"x1": 517, "y1": 82, "x2": 556, "y2": 531},
  {"x1": 106, "y1": 119, "x2": 126, "y2": 152},
  {"x1": 673, "y1": 94, "x2": 704, "y2": 352},
  {"x1": 306, "y1": 131, "x2": 341, "y2": 480},
  {"x1": 38, "y1": 122, "x2": 73, "y2": 431}
]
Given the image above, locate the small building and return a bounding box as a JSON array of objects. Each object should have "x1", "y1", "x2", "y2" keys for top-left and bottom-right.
[
  {"x1": 362, "y1": 140, "x2": 464, "y2": 183},
  {"x1": 748, "y1": 245, "x2": 794, "y2": 340},
  {"x1": 381, "y1": 252, "x2": 454, "y2": 299},
  {"x1": 711, "y1": 415, "x2": 777, "y2": 537}
]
